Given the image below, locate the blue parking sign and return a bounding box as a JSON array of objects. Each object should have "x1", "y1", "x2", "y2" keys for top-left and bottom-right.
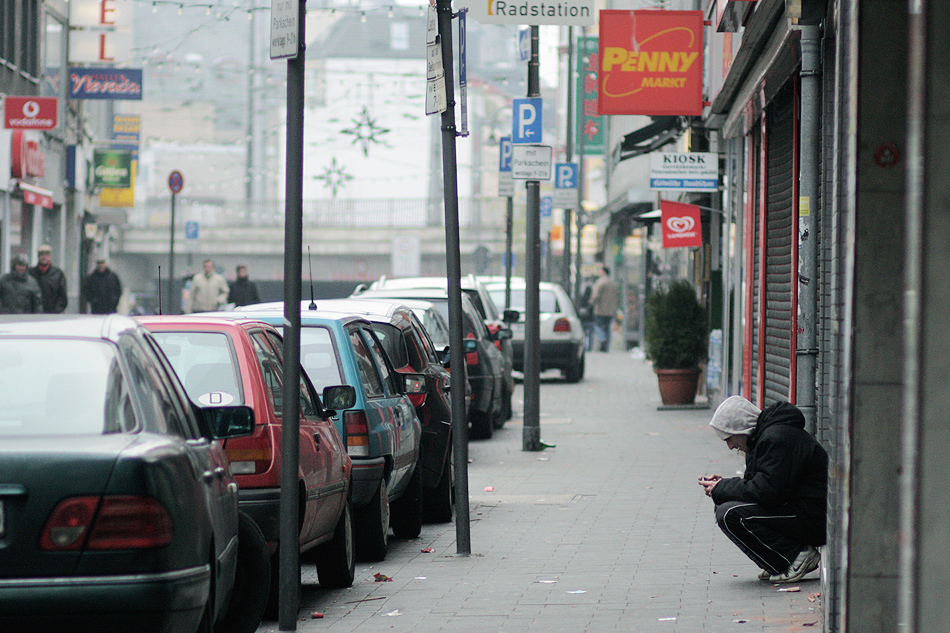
[
  {"x1": 185, "y1": 221, "x2": 199, "y2": 240},
  {"x1": 555, "y1": 163, "x2": 578, "y2": 189},
  {"x1": 512, "y1": 98, "x2": 542, "y2": 144},
  {"x1": 540, "y1": 196, "x2": 553, "y2": 217},
  {"x1": 499, "y1": 137, "x2": 513, "y2": 172}
]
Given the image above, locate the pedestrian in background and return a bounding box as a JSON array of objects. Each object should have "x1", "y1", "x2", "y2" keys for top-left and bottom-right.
[
  {"x1": 82, "y1": 258, "x2": 123, "y2": 314},
  {"x1": 189, "y1": 258, "x2": 229, "y2": 312},
  {"x1": 699, "y1": 396, "x2": 828, "y2": 584},
  {"x1": 0, "y1": 254, "x2": 42, "y2": 314},
  {"x1": 29, "y1": 244, "x2": 68, "y2": 313},
  {"x1": 228, "y1": 264, "x2": 261, "y2": 307},
  {"x1": 577, "y1": 277, "x2": 596, "y2": 352},
  {"x1": 590, "y1": 265, "x2": 620, "y2": 352}
]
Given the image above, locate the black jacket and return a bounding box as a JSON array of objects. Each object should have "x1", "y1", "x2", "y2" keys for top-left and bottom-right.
[
  {"x1": 228, "y1": 277, "x2": 261, "y2": 307},
  {"x1": 0, "y1": 270, "x2": 42, "y2": 314},
  {"x1": 711, "y1": 401, "x2": 828, "y2": 544},
  {"x1": 29, "y1": 265, "x2": 68, "y2": 313},
  {"x1": 83, "y1": 268, "x2": 123, "y2": 314}
]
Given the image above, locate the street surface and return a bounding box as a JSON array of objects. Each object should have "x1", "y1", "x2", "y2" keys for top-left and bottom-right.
[{"x1": 258, "y1": 349, "x2": 823, "y2": 632}]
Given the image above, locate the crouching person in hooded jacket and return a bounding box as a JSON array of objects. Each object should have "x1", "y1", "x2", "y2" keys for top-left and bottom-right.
[{"x1": 698, "y1": 396, "x2": 828, "y2": 584}]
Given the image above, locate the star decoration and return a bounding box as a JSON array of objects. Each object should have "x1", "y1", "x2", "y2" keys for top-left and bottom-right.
[
  {"x1": 312, "y1": 157, "x2": 354, "y2": 198},
  {"x1": 341, "y1": 107, "x2": 390, "y2": 157}
]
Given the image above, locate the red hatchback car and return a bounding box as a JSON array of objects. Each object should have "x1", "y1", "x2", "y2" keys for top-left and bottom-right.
[{"x1": 139, "y1": 316, "x2": 356, "y2": 611}]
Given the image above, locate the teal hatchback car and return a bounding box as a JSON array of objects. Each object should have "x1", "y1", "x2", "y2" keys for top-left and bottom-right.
[{"x1": 234, "y1": 309, "x2": 424, "y2": 562}]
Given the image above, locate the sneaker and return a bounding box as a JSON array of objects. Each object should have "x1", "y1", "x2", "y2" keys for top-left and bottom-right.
[
  {"x1": 758, "y1": 569, "x2": 772, "y2": 581},
  {"x1": 770, "y1": 546, "x2": 820, "y2": 584}
]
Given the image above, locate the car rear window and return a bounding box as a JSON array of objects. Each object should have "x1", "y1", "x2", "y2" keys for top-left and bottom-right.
[
  {"x1": 488, "y1": 289, "x2": 558, "y2": 313},
  {"x1": 151, "y1": 331, "x2": 244, "y2": 405},
  {"x1": 299, "y1": 326, "x2": 344, "y2": 392},
  {"x1": 370, "y1": 323, "x2": 409, "y2": 369},
  {"x1": 0, "y1": 339, "x2": 127, "y2": 436}
]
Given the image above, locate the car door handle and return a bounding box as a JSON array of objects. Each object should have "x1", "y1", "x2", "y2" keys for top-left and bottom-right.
[
  {"x1": 214, "y1": 467, "x2": 227, "y2": 478},
  {"x1": 201, "y1": 471, "x2": 215, "y2": 483}
]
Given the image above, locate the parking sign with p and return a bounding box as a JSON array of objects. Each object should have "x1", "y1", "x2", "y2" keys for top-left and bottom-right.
[{"x1": 512, "y1": 98, "x2": 542, "y2": 144}]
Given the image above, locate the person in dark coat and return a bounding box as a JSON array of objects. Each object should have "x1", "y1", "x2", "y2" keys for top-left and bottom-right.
[
  {"x1": 29, "y1": 244, "x2": 68, "y2": 313},
  {"x1": 0, "y1": 254, "x2": 43, "y2": 314},
  {"x1": 698, "y1": 396, "x2": 828, "y2": 584},
  {"x1": 82, "y1": 258, "x2": 123, "y2": 314},
  {"x1": 227, "y1": 264, "x2": 261, "y2": 307}
]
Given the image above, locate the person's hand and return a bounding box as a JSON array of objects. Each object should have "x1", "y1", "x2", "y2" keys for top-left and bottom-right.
[{"x1": 698, "y1": 474, "x2": 722, "y2": 497}]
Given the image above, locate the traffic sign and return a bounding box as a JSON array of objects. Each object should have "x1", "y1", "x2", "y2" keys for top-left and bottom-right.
[
  {"x1": 168, "y1": 170, "x2": 184, "y2": 194},
  {"x1": 554, "y1": 163, "x2": 578, "y2": 189},
  {"x1": 499, "y1": 137, "x2": 513, "y2": 172},
  {"x1": 511, "y1": 145, "x2": 552, "y2": 180},
  {"x1": 512, "y1": 98, "x2": 542, "y2": 144},
  {"x1": 540, "y1": 197, "x2": 553, "y2": 217},
  {"x1": 185, "y1": 221, "x2": 199, "y2": 240},
  {"x1": 270, "y1": 0, "x2": 299, "y2": 60},
  {"x1": 518, "y1": 29, "x2": 531, "y2": 61}
]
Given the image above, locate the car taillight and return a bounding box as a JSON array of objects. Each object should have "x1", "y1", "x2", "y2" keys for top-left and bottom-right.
[
  {"x1": 344, "y1": 410, "x2": 370, "y2": 457},
  {"x1": 487, "y1": 323, "x2": 503, "y2": 350},
  {"x1": 408, "y1": 393, "x2": 426, "y2": 408},
  {"x1": 41, "y1": 495, "x2": 173, "y2": 551},
  {"x1": 553, "y1": 317, "x2": 571, "y2": 333},
  {"x1": 465, "y1": 333, "x2": 479, "y2": 365},
  {"x1": 225, "y1": 441, "x2": 274, "y2": 476}
]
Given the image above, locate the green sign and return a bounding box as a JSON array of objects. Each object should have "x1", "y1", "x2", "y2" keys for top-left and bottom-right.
[
  {"x1": 92, "y1": 149, "x2": 133, "y2": 188},
  {"x1": 575, "y1": 36, "x2": 604, "y2": 156}
]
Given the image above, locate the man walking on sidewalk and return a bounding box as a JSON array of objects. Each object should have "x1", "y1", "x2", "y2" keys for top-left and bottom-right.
[
  {"x1": 699, "y1": 396, "x2": 828, "y2": 584},
  {"x1": 590, "y1": 265, "x2": 619, "y2": 352}
]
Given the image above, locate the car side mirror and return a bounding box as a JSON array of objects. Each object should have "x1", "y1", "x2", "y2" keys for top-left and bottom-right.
[
  {"x1": 494, "y1": 328, "x2": 513, "y2": 341},
  {"x1": 322, "y1": 384, "x2": 356, "y2": 415},
  {"x1": 402, "y1": 373, "x2": 427, "y2": 395},
  {"x1": 199, "y1": 405, "x2": 255, "y2": 440},
  {"x1": 502, "y1": 309, "x2": 520, "y2": 323}
]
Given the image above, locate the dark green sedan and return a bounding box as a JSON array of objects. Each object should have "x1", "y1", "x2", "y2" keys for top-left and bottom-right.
[{"x1": 0, "y1": 315, "x2": 255, "y2": 633}]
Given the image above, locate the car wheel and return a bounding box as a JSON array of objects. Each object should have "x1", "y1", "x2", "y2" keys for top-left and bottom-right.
[
  {"x1": 564, "y1": 354, "x2": 585, "y2": 383},
  {"x1": 314, "y1": 500, "x2": 356, "y2": 588},
  {"x1": 423, "y1": 451, "x2": 453, "y2": 524},
  {"x1": 391, "y1": 465, "x2": 422, "y2": 539},
  {"x1": 469, "y1": 409, "x2": 493, "y2": 440},
  {"x1": 355, "y1": 479, "x2": 390, "y2": 562},
  {"x1": 215, "y1": 512, "x2": 269, "y2": 633}
]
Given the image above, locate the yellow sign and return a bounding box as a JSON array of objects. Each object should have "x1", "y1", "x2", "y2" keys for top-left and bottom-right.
[{"x1": 99, "y1": 161, "x2": 136, "y2": 208}]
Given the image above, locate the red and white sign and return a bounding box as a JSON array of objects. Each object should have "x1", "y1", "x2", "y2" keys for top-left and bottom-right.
[
  {"x1": 19, "y1": 182, "x2": 54, "y2": 209},
  {"x1": 10, "y1": 130, "x2": 46, "y2": 179},
  {"x1": 4, "y1": 97, "x2": 58, "y2": 130},
  {"x1": 598, "y1": 10, "x2": 704, "y2": 116},
  {"x1": 660, "y1": 199, "x2": 702, "y2": 248}
]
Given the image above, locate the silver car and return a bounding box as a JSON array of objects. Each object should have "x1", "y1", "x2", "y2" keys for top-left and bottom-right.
[{"x1": 480, "y1": 277, "x2": 586, "y2": 383}]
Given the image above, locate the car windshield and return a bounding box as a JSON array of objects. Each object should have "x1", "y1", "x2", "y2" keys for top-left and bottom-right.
[
  {"x1": 151, "y1": 331, "x2": 244, "y2": 405},
  {"x1": 299, "y1": 326, "x2": 345, "y2": 392},
  {"x1": 0, "y1": 338, "x2": 127, "y2": 436},
  {"x1": 411, "y1": 308, "x2": 449, "y2": 348},
  {"x1": 488, "y1": 289, "x2": 559, "y2": 313}
]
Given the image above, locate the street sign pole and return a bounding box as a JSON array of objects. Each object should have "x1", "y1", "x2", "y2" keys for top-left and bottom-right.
[
  {"x1": 168, "y1": 192, "x2": 176, "y2": 313},
  {"x1": 523, "y1": 25, "x2": 542, "y2": 452}
]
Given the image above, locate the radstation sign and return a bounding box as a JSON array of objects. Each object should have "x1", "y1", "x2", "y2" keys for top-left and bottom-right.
[{"x1": 462, "y1": 0, "x2": 594, "y2": 26}]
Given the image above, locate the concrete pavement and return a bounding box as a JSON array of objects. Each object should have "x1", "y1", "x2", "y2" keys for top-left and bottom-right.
[{"x1": 257, "y1": 350, "x2": 823, "y2": 632}]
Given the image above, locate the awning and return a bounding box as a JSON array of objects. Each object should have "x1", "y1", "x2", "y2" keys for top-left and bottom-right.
[
  {"x1": 616, "y1": 116, "x2": 687, "y2": 163},
  {"x1": 16, "y1": 181, "x2": 54, "y2": 209}
]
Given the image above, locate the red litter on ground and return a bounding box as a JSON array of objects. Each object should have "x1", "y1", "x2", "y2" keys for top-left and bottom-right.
[
  {"x1": 311, "y1": 612, "x2": 324, "y2": 619},
  {"x1": 484, "y1": 486, "x2": 494, "y2": 492},
  {"x1": 374, "y1": 573, "x2": 393, "y2": 582},
  {"x1": 421, "y1": 547, "x2": 434, "y2": 553}
]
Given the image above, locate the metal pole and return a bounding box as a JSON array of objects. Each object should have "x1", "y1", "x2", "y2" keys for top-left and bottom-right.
[
  {"x1": 437, "y1": 0, "x2": 471, "y2": 555},
  {"x1": 505, "y1": 195, "x2": 513, "y2": 309},
  {"x1": 278, "y1": 1, "x2": 306, "y2": 629},
  {"x1": 796, "y1": 24, "x2": 821, "y2": 435},
  {"x1": 562, "y1": 26, "x2": 574, "y2": 293},
  {"x1": 573, "y1": 29, "x2": 587, "y2": 304},
  {"x1": 168, "y1": 193, "x2": 176, "y2": 313},
  {"x1": 522, "y1": 25, "x2": 542, "y2": 452}
]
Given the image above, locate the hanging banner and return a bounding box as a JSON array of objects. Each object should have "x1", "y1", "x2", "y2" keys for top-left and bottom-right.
[
  {"x1": 92, "y1": 149, "x2": 133, "y2": 188},
  {"x1": 660, "y1": 199, "x2": 702, "y2": 248},
  {"x1": 598, "y1": 10, "x2": 704, "y2": 116},
  {"x1": 575, "y1": 36, "x2": 603, "y2": 155}
]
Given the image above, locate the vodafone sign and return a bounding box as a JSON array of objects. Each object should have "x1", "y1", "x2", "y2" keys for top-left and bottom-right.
[{"x1": 4, "y1": 97, "x2": 59, "y2": 130}]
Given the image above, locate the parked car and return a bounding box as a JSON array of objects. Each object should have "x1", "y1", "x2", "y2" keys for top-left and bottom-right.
[
  {"x1": 355, "y1": 275, "x2": 516, "y2": 421},
  {"x1": 231, "y1": 308, "x2": 424, "y2": 561},
  {"x1": 348, "y1": 287, "x2": 509, "y2": 439},
  {"x1": 292, "y1": 298, "x2": 458, "y2": 523},
  {"x1": 138, "y1": 315, "x2": 357, "y2": 611},
  {"x1": 0, "y1": 314, "x2": 255, "y2": 633},
  {"x1": 480, "y1": 277, "x2": 586, "y2": 383}
]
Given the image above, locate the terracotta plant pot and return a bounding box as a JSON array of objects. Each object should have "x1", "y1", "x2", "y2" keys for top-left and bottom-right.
[{"x1": 655, "y1": 368, "x2": 700, "y2": 405}]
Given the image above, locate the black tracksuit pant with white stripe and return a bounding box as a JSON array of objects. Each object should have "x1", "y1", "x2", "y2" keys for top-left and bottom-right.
[{"x1": 714, "y1": 500, "x2": 813, "y2": 575}]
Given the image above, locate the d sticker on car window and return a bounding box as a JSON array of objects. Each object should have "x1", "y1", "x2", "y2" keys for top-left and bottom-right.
[{"x1": 197, "y1": 392, "x2": 236, "y2": 406}]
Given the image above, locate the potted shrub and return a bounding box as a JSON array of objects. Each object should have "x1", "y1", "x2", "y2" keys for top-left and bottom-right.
[{"x1": 643, "y1": 279, "x2": 708, "y2": 405}]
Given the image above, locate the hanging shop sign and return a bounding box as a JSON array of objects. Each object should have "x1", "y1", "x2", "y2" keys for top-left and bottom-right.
[
  {"x1": 660, "y1": 199, "x2": 702, "y2": 248},
  {"x1": 69, "y1": 0, "x2": 134, "y2": 64},
  {"x1": 10, "y1": 131, "x2": 46, "y2": 179},
  {"x1": 461, "y1": 0, "x2": 594, "y2": 26},
  {"x1": 598, "y1": 10, "x2": 704, "y2": 116},
  {"x1": 92, "y1": 149, "x2": 133, "y2": 188},
  {"x1": 650, "y1": 152, "x2": 719, "y2": 191},
  {"x1": 575, "y1": 35, "x2": 604, "y2": 156},
  {"x1": 68, "y1": 68, "x2": 142, "y2": 100},
  {"x1": 4, "y1": 97, "x2": 58, "y2": 130}
]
